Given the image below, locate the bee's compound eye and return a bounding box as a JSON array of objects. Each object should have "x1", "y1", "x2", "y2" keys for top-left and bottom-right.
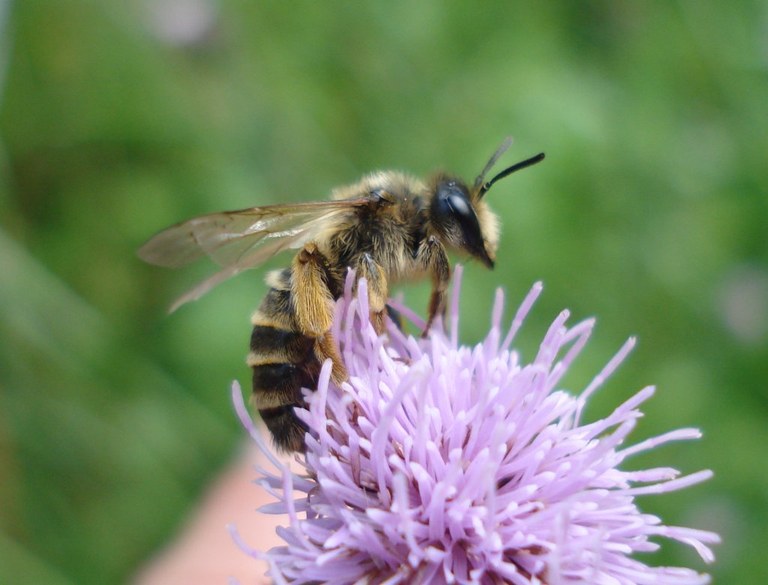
[
  {"x1": 446, "y1": 193, "x2": 471, "y2": 218},
  {"x1": 434, "y1": 182, "x2": 473, "y2": 222}
]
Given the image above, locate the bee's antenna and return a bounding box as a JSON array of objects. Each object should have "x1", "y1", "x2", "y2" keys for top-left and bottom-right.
[
  {"x1": 478, "y1": 152, "x2": 545, "y2": 199},
  {"x1": 473, "y1": 137, "x2": 514, "y2": 191}
]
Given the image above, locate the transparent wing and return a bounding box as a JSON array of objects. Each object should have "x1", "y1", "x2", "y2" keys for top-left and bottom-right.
[
  {"x1": 138, "y1": 198, "x2": 369, "y2": 311},
  {"x1": 138, "y1": 199, "x2": 369, "y2": 268}
]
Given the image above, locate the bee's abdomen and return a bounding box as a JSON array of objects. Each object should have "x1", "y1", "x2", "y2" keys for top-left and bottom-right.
[
  {"x1": 248, "y1": 274, "x2": 321, "y2": 452},
  {"x1": 250, "y1": 325, "x2": 315, "y2": 362}
]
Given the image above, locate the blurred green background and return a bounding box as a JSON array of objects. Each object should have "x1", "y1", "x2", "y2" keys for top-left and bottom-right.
[{"x1": 1, "y1": 1, "x2": 765, "y2": 583}]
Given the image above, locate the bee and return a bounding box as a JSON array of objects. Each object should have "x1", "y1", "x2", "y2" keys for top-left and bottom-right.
[{"x1": 138, "y1": 139, "x2": 544, "y2": 451}]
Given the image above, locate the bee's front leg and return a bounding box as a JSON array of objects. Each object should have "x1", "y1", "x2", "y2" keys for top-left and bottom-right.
[
  {"x1": 292, "y1": 243, "x2": 347, "y2": 384},
  {"x1": 356, "y1": 253, "x2": 389, "y2": 335},
  {"x1": 418, "y1": 236, "x2": 451, "y2": 337}
]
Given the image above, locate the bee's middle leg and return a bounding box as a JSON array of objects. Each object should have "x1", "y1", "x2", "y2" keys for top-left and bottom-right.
[
  {"x1": 418, "y1": 236, "x2": 451, "y2": 337},
  {"x1": 356, "y1": 253, "x2": 389, "y2": 335},
  {"x1": 291, "y1": 243, "x2": 347, "y2": 384}
]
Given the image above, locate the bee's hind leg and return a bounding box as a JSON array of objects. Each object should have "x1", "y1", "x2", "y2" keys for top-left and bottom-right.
[{"x1": 291, "y1": 243, "x2": 347, "y2": 384}]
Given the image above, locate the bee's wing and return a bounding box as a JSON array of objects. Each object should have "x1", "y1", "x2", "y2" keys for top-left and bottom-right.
[
  {"x1": 138, "y1": 198, "x2": 369, "y2": 311},
  {"x1": 138, "y1": 199, "x2": 368, "y2": 268}
]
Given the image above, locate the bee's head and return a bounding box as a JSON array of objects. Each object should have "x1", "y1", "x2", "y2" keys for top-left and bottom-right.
[
  {"x1": 430, "y1": 177, "x2": 497, "y2": 268},
  {"x1": 429, "y1": 142, "x2": 545, "y2": 269}
]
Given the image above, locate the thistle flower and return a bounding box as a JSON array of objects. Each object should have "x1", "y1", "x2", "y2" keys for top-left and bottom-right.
[{"x1": 231, "y1": 267, "x2": 719, "y2": 584}]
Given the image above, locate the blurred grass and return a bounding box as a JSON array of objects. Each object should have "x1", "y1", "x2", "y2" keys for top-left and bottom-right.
[{"x1": 0, "y1": 1, "x2": 766, "y2": 583}]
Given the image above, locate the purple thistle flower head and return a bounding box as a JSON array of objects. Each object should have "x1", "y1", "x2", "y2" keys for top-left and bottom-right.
[{"x1": 231, "y1": 267, "x2": 719, "y2": 584}]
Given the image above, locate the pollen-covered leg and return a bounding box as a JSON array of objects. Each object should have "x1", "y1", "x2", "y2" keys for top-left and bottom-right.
[
  {"x1": 316, "y1": 331, "x2": 347, "y2": 384},
  {"x1": 356, "y1": 253, "x2": 389, "y2": 335},
  {"x1": 418, "y1": 236, "x2": 451, "y2": 336},
  {"x1": 292, "y1": 243, "x2": 347, "y2": 382},
  {"x1": 292, "y1": 243, "x2": 336, "y2": 335}
]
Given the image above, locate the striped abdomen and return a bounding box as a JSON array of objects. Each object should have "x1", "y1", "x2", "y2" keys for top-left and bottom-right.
[{"x1": 247, "y1": 269, "x2": 323, "y2": 452}]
